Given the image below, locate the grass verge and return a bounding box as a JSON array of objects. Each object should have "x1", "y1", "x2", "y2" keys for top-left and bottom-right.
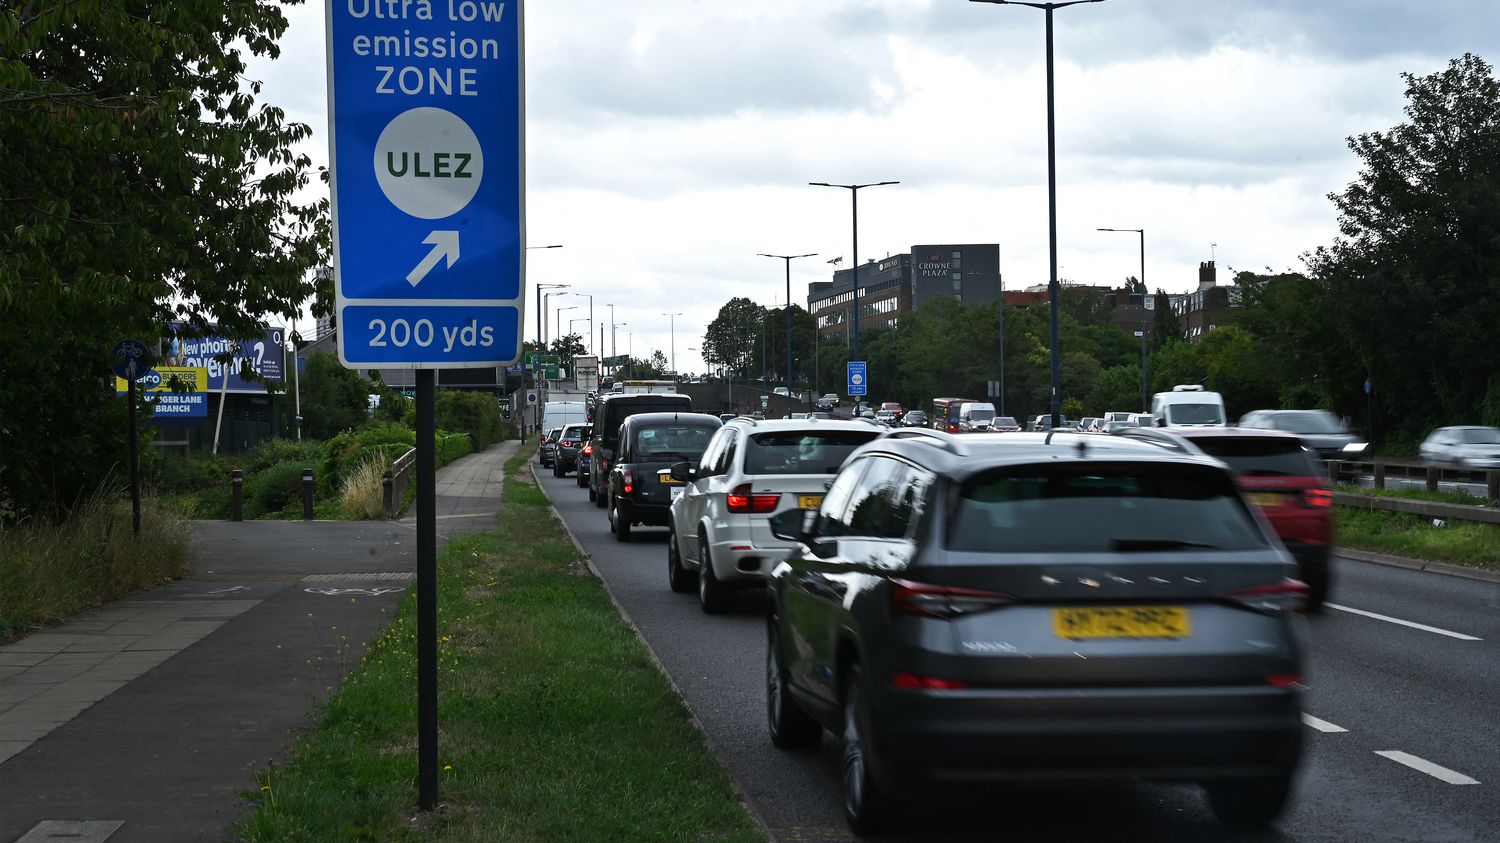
[
  {"x1": 1335, "y1": 508, "x2": 1500, "y2": 572},
  {"x1": 233, "y1": 443, "x2": 765, "y2": 842},
  {"x1": 0, "y1": 489, "x2": 192, "y2": 641},
  {"x1": 1336, "y1": 483, "x2": 1497, "y2": 507}
]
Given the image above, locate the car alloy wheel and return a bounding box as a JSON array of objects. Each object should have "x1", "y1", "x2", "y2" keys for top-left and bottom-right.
[
  {"x1": 840, "y1": 664, "x2": 894, "y2": 833},
  {"x1": 667, "y1": 527, "x2": 696, "y2": 593},
  {"x1": 697, "y1": 533, "x2": 731, "y2": 614}
]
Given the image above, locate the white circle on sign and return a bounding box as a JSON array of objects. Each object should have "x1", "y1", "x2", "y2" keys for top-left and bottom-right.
[
  {"x1": 851, "y1": 374, "x2": 864, "y2": 385},
  {"x1": 373, "y1": 107, "x2": 484, "y2": 219}
]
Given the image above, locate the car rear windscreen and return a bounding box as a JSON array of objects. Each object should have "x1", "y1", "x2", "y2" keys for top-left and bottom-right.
[
  {"x1": 744, "y1": 430, "x2": 882, "y2": 475},
  {"x1": 948, "y1": 464, "x2": 1266, "y2": 553},
  {"x1": 1190, "y1": 438, "x2": 1320, "y2": 478},
  {"x1": 632, "y1": 424, "x2": 717, "y2": 461}
]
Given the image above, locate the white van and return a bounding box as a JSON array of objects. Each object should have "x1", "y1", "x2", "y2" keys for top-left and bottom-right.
[
  {"x1": 1150, "y1": 385, "x2": 1226, "y2": 427},
  {"x1": 541, "y1": 401, "x2": 588, "y2": 434},
  {"x1": 957, "y1": 401, "x2": 999, "y2": 432}
]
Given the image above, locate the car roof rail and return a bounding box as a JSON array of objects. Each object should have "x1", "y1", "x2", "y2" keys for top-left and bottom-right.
[{"x1": 883, "y1": 428, "x2": 968, "y2": 456}]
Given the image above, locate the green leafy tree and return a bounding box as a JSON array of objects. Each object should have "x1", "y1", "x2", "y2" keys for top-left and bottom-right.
[
  {"x1": 300, "y1": 352, "x2": 371, "y2": 440},
  {"x1": 549, "y1": 333, "x2": 587, "y2": 361},
  {"x1": 1151, "y1": 290, "x2": 1180, "y2": 350},
  {"x1": 702, "y1": 298, "x2": 764, "y2": 377},
  {"x1": 0, "y1": 1, "x2": 323, "y2": 516},
  {"x1": 1305, "y1": 53, "x2": 1500, "y2": 441}
]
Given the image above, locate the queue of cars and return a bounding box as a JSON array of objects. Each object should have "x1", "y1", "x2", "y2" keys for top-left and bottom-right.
[{"x1": 541, "y1": 388, "x2": 1338, "y2": 833}]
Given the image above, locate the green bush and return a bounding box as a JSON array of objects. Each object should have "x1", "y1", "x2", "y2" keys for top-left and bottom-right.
[
  {"x1": 436, "y1": 389, "x2": 503, "y2": 448},
  {"x1": 246, "y1": 438, "x2": 323, "y2": 474},
  {"x1": 145, "y1": 450, "x2": 238, "y2": 494},
  {"x1": 320, "y1": 423, "x2": 415, "y2": 493},
  {"x1": 437, "y1": 432, "x2": 474, "y2": 465},
  {"x1": 244, "y1": 460, "x2": 317, "y2": 519}
]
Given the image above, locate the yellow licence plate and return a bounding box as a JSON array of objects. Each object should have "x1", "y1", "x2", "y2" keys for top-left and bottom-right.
[
  {"x1": 1246, "y1": 492, "x2": 1282, "y2": 508},
  {"x1": 1052, "y1": 606, "x2": 1190, "y2": 639},
  {"x1": 797, "y1": 494, "x2": 824, "y2": 509},
  {"x1": 657, "y1": 471, "x2": 682, "y2": 485}
]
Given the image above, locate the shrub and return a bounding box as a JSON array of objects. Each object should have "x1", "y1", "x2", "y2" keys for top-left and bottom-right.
[
  {"x1": 437, "y1": 389, "x2": 503, "y2": 448},
  {"x1": 321, "y1": 423, "x2": 415, "y2": 492},
  {"x1": 244, "y1": 460, "x2": 317, "y2": 519},
  {"x1": 246, "y1": 438, "x2": 323, "y2": 474}
]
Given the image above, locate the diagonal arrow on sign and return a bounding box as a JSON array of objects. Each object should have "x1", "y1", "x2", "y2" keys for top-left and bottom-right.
[{"x1": 406, "y1": 230, "x2": 460, "y2": 286}]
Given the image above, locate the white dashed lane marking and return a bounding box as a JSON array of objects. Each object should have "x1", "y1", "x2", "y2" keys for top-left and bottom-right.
[
  {"x1": 1302, "y1": 713, "x2": 1348, "y2": 733},
  {"x1": 1375, "y1": 750, "x2": 1481, "y2": 785},
  {"x1": 1326, "y1": 603, "x2": 1483, "y2": 641}
]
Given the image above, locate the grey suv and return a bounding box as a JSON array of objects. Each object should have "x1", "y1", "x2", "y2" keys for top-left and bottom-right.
[{"x1": 765, "y1": 429, "x2": 1307, "y2": 833}]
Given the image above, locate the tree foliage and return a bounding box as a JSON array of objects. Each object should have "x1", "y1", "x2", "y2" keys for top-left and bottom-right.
[
  {"x1": 0, "y1": 1, "x2": 324, "y2": 516},
  {"x1": 1303, "y1": 52, "x2": 1500, "y2": 441}
]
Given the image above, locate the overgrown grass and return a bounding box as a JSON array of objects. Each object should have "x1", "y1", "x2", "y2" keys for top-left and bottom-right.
[
  {"x1": 1336, "y1": 508, "x2": 1500, "y2": 572},
  {"x1": 0, "y1": 489, "x2": 192, "y2": 641},
  {"x1": 1336, "y1": 483, "x2": 1497, "y2": 507},
  {"x1": 340, "y1": 455, "x2": 392, "y2": 520},
  {"x1": 233, "y1": 443, "x2": 765, "y2": 842}
]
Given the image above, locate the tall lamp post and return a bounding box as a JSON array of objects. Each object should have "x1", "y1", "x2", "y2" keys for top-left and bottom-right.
[
  {"x1": 1098, "y1": 226, "x2": 1147, "y2": 411},
  {"x1": 555, "y1": 305, "x2": 578, "y2": 345},
  {"x1": 566, "y1": 292, "x2": 593, "y2": 355},
  {"x1": 972, "y1": 0, "x2": 1103, "y2": 428},
  {"x1": 759, "y1": 252, "x2": 817, "y2": 390},
  {"x1": 532, "y1": 276, "x2": 568, "y2": 439},
  {"x1": 808, "y1": 181, "x2": 898, "y2": 362},
  {"x1": 662, "y1": 312, "x2": 683, "y2": 379}
]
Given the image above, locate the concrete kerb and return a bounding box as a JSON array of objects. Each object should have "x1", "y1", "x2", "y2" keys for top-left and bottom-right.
[
  {"x1": 1342, "y1": 547, "x2": 1500, "y2": 585},
  {"x1": 527, "y1": 462, "x2": 777, "y2": 843}
]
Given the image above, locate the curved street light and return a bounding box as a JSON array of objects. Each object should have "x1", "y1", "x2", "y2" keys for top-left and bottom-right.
[{"x1": 759, "y1": 252, "x2": 817, "y2": 390}]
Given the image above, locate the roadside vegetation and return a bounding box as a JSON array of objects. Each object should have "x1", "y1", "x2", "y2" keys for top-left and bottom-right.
[
  {"x1": 233, "y1": 444, "x2": 764, "y2": 842},
  {"x1": 1336, "y1": 508, "x2": 1500, "y2": 573},
  {"x1": 1335, "y1": 483, "x2": 1497, "y2": 507},
  {"x1": 0, "y1": 489, "x2": 192, "y2": 642}
]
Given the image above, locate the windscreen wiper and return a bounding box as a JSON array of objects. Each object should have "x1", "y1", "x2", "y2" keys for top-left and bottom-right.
[{"x1": 1109, "y1": 538, "x2": 1219, "y2": 552}]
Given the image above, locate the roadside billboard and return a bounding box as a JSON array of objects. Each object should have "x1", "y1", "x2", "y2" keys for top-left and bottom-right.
[{"x1": 162, "y1": 325, "x2": 286, "y2": 393}]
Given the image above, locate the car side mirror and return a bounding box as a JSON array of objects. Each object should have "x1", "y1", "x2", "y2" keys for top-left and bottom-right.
[{"x1": 669, "y1": 461, "x2": 697, "y2": 482}]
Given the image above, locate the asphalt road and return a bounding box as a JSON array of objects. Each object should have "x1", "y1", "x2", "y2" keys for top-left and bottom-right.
[{"x1": 536, "y1": 465, "x2": 1499, "y2": 843}]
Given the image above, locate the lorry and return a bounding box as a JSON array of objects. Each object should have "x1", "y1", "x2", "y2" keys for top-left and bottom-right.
[
  {"x1": 613, "y1": 379, "x2": 679, "y2": 394},
  {"x1": 1150, "y1": 384, "x2": 1227, "y2": 427}
]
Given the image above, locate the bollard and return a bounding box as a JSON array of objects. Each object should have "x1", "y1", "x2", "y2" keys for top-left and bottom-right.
[
  {"x1": 1327, "y1": 460, "x2": 1341, "y2": 485},
  {"x1": 1426, "y1": 466, "x2": 1439, "y2": 493},
  {"x1": 302, "y1": 468, "x2": 315, "y2": 520},
  {"x1": 230, "y1": 469, "x2": 244, "y2": 522},
  {"x1": 383, "y1": 469, "x2": 395, "y2": 517},
  {"x1": 1488, "y1": 470, "x2": 1499, "y2": 505},
  {"x1": 1374, "y1": 462, "x2": 1386, "y2": 490}
]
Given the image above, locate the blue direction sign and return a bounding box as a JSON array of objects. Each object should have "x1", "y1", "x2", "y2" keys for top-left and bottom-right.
[
  {"x1": 327, "y1": 0, "x2": 525, "y2": 368},
  {"x1": 847, "y1": 361, "x2": 868, "y2": 397},
  {"x1": 111, "y1": 339, "x2": 151, "y2": 381}
]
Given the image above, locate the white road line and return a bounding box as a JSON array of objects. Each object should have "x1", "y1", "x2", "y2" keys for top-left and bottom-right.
[
  {"x1": 1302, "y1": 713, "x2": 1348, "y2": 733},
  {"x1": 1375, "y1": 750, "x2": 1481, "y2": 785},
  {"x1": 1325, "y1": 603, "x2": 1483, "y2": 641}
]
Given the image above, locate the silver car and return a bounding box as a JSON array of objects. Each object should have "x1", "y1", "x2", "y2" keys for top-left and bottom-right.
[
  {"x1": 665, "y1": 418, "x2": 884, "y2": 612},
  {"x1": 766, "y1": 430, "x2": 1307, "y2": 832},
  {"x1": 1419, "y1": 425, "x2": 1500, "y2": 469}
]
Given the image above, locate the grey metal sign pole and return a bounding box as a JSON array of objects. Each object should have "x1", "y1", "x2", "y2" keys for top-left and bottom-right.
[{"x1": 416, "y1": 369, "x2": 437, "y2": 809}]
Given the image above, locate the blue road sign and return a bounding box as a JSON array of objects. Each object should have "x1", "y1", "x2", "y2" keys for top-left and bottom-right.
[
  {"x1": 847, "y1": 361, "x2": 868, "y2": 397},
  {"x1": 111, "y1": 339, "x2": 150, "y2": 381},
  {"x1": 327, "y1": 0, "x2": 525, "y2": 369}
]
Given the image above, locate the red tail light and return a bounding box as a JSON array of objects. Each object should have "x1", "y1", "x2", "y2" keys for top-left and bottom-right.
[
  {"x1": 621, "y1": 468, "x2": 635, "y2": 494},
  {"x1": 890, "y1": 672, "x2": 968, "y2": 691},
  {"x1": 1264, "y1": 674, "x2": 1304, "y2": 688},
  {"x1": 890, "y1": 579, "x2": 1015, "y2": 619},
  {"x1": 581, "y1": 443, "x2": 593, "y2": 455},
  {"x1": 727, "y1": 483, "x2": 780, "y2": 514},
  {"x1": 1226, "y1": 578, "x2": 1308, "y2": 614},
  {"x1": 1302, "y1": 489, "x2": 1333, "y2": 508},
  {"x1": 945, "y1": 422, "x2": 960, "y2": 433}
]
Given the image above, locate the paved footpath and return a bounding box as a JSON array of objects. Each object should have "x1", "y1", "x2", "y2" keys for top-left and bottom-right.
[{"x1": 0, "y1": 441, "x2": 517, "y2": 843}]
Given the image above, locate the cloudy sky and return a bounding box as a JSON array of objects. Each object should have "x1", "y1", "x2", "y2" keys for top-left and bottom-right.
[{"x1": 253, "y1": 0, "x2": 1499, "y2": 374}]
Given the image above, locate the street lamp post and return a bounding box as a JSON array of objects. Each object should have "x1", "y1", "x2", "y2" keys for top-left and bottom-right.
[
  {"x1": 567, "y1": 292, "x2": 593, "y2": 355},
  {"x1": 662, "y1": 312, "x2": 683, "y2": 379},
  {"x1": 555, "y1": 305, "x2": 578, "y2": 347},
  {"x1": 607, "y1": 304, "x2": 617, "y2": 358},
  {"x1": 809, "y1": 181, "x2": 898, "y2": 362},
  {"x1": 532, "y1": 276, "x2": 569, "y2": 439},
  {"x1": 972, "y1": 0, "x2": 1103, "y2": 428},
  {"x1": 759, "y1": 252, "x2": 816, "y2": 390},
  {"x1": 1098, "y1": 226, "x2": 1147, "y2": 411}
]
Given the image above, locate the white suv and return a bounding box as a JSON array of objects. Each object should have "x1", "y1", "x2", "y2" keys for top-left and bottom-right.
[{"x1": 665, "y1": 418, "x2": 884, "y2": 613}]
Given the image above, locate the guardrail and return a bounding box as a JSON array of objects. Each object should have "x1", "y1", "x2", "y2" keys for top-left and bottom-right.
[
  {"x1": 383, "y1": 447, "x2": 417, "y2": 518},
  {"x1": 1331, "y1": 490, "x2": 1500, "y2": 525},
  {"x1": 1326, "y1": 459, "x2": 1500, "y2": 502}
]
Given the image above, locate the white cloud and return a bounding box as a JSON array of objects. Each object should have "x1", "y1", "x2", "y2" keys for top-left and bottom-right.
[{"x1": 247, "y1": 0, "x2": 1500, "y2": 374}]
